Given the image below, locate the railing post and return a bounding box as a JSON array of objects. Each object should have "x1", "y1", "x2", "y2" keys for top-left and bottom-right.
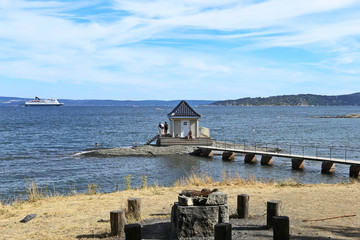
[
  {"x1": 316, "y1": 147, "x2": 318, "y2": 158},
  {"x1": 302, "y1": 146, "x2": 304, "y2": 157},
  {"x1": 289, "y1": 145, "x2": 292, "y2": 155},
  {"x1": 345, "y1": 149, "x2": 347, "y2": 161},
  {"x1": 330, "y1": 147, "x2": 332, "y2": 160}
]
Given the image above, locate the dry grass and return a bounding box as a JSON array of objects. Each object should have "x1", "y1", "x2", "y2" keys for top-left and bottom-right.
[{"x1": 1, "y1": 174, "x2": 360, "y2": 239}]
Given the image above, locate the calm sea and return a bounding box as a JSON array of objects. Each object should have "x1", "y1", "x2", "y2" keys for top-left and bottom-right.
[{"x1": 1, "y1": 105, "x2": 360, "y2": 202}]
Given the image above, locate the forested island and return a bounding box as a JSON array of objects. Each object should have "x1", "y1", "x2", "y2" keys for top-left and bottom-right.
[{"x1": 212, "y1": 93, "x2": 360, "y2": 106}]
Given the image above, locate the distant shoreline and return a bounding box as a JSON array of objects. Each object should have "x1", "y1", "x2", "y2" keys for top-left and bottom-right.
[{"x1": 313, "y1": 113, "x2": 360, "y2": 118}]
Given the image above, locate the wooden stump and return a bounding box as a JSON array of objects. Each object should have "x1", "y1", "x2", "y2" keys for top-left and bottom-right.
[
  {"x1": 349, "y1": 164, "x2": 360, "y2": 178},
  {"x1": 201, "y1": 149, "x2": 213, "y2": 158},
  {"x1": 273, "y1": 216, "x2": 290, "y2": 240},
  {"x1": 267, "y1": 200, "x2": 281, "y2": 229},
  {"x1": 110, "y1": 210, "x2": 126, "y2": 236},
  {"x1": 291, "y1": 158, "x2": 305, "y2": 170},
  {"x1": 237, "y1": 194, "x2": 249, "y2": 219},
  {"x1": 125, "y1": 223, "x2": 141, "y2": 240},
  {"x1": 244, "y1": 153, "x2": 257, "y2": 164},
  {"x1": 261, "y1": 155, "x2": 273, "y2": 166},
  {"x1": 128, "y1": 198, "x2": 141, "y2": 221},
  {"x1": 222, "y1": 151, "x2": 235, "y2": 161},
  {"x1": 321, "y1": 161, "x2": 335, "y2": 174},
  {"x1": 215, "y1": 223, "x2": 232, "y2": 240}
]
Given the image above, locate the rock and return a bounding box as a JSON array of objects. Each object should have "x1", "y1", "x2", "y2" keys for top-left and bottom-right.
[
  {"x1": 20, "y1": 214, "x2": 37, "y2": 223},
  {"x1": 178, "y1": 195, "x2": 193, "y2": 206},
  {"x1": 176, "y1": 205, "x2": 219, "y2": 238},
  {"x1": 206, "y1": 192, "x2": 227, "y2": 205}
]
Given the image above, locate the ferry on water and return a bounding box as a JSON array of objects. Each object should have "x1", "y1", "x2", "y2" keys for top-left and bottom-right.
[{"x1": 25, "y1": 97, "x2": 64, "y2": 107}]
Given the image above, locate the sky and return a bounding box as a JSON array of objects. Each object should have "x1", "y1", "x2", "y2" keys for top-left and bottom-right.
[{"x1": 1, "y1": 0, "x2": 360, "y2": 100}]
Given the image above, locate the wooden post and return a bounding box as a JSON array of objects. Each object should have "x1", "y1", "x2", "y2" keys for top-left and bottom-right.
[
  {"x1": 291, "y1": 158, "x2": 305, "y2": 170},
  {"x1": 128, "y1": 198, "x2": 141, "y2": 221},
  {"x1": 110, "y1": 210, "x2": 126, "y2": 236},
  {"x1": 237, "y1": 194, "x2": 249, "y2": 219},
  {"x1": 273, "y1": 216, "x2": 290, "y2": 240},
  {"x1": 125, "y1": 223, "x2": 141, "y2": 240},
  {"x1": 244, "y1": 153, "x2": 257, "y2": 164},
  {"x1": 201, "y1": 149, "x2": 213, "y2": 158},
  {"x1": 222, "y1": 151, "x2": 235, "y2": 161},
  {"x1": 349, "y1": 164, "x2": 360, "y2": 178},
  {"x1": 261, "y1": 155, "x2": 273, "y2": 166},
  {"x1": 321, "y1": 161, "x2": 335, "y2": 174},
  {"x1": 267, "y1": 200, "x2": 281, "y2": 229},
  {"x1": 215, "y1": 223, "x2": 232, "y2": 240}
]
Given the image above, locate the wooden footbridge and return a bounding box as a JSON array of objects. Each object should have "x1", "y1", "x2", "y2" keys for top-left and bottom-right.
[{"x1": 195, "y1": 141, "x2": 360, "y2": 178}]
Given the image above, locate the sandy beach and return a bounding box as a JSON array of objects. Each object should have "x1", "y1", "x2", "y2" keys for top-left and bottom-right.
[{"x1": 1, "y1": 178, "x2": 359, "y2": 239}]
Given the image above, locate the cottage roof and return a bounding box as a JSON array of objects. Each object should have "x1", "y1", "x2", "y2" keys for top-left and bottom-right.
[{"x1": 168, "y1": 100, "x2": 201, "y2": 118}]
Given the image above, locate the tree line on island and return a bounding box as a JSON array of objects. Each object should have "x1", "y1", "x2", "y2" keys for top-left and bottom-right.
[
  {"x1": 1, "y1": 92, "x2": 360, "y2": 106},
  {"x1": 211, "y1": 92, "x2": 360, "y2": 106}
]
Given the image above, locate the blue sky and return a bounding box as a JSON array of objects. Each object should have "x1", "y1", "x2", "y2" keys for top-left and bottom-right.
[{"x1": 1, "y1": 0, "x2": 360, "y2": 100}]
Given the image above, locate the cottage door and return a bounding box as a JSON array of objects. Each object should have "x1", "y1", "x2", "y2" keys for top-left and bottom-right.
[{"x1": 181, "y1": 120, "x2": 190, "y2": 137}]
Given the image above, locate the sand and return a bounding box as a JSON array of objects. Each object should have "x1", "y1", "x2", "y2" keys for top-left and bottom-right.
[{"x1": 1, "y1": 181, "x2": 359, "y2": 239}]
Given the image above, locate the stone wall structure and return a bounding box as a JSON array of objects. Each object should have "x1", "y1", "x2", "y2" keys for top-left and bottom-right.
[{"x1": 171, "y1": 191, "x2": 229, "y2": 239}]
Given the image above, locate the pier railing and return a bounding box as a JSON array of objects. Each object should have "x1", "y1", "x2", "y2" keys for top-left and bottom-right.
[{"x1": 211, "y1": 139, "x2": 360, "y2": 163}]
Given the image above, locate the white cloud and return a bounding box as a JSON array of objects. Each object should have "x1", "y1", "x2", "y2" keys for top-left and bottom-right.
[{"x1": 1, "y1": 0, "x2": 360, "y2": 99}]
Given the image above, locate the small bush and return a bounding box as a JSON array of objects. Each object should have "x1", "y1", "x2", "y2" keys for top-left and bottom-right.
[
  {"x1": 87, "y1": 183, "x2": 101, "y2": 195},
  {"x1": 124, "y1": 175, "x2": 132, "y2": 190},
  {"x1": 25, "y1": 178, "x2": 43, "y2": 202},
  {"x1": 140, "y1": 175, "x2": 148, "y2": 189}
]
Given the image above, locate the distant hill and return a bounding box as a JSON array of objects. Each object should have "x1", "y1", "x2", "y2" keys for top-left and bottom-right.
[
  {"x1": 211, "y1": 93, "x2": 360, "y2": 106},
  {"x1": 0, "y1": 97, "x2": 214, "y2": 107}
]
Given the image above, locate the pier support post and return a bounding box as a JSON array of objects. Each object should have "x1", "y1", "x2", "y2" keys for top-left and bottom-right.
[
  {"x1": 321, "y1": 161, "x2": 335, "y2": 174},
  {"x1": 267, "y1": 200, "x2": 281, "y2": 229},
  {"x1": 222, "y1": 151, "x2": 235, "y2": 161},
  {"x1": 127, "y1": 198, "x2": 141, "y2": 221},
  {"x1": 125, "y1": 223, "x2": 141, "y2": 240},
  {"x1": 273, "y1": 216, "x2": 290, "y2": 240},
  {"x1": 244, "y1": 153, "x2": 257, "y2": 164},
  {"x1": 349, "y1": 165, "x2": 360, "y2": 178},
  {"x1": 110, "y1": 210, "x2": 127, "y2": 236},
  {"x1": 214, "y1": 223, "x2": 232, "y2": 240},
  {"x1": 237, "y1": 194, "x2": 249, "y2": 219},
  {"x1": 291, "y1": 158, "x2": 305, "y2": 170},
  {"x1": 201, "y1": 149, "x2": 213, "y2": 158},
  {"x1": 261, "y1": 155, "x2": 273, "y2": 166}
]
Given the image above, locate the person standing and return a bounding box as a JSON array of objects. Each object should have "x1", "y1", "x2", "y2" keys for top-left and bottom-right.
[
  {"x1": 158, "y1": 122, "x2": 164, "y2": 135},
  {"x1": 164, "y1": 122, "x2": 168, "y2": 136}
]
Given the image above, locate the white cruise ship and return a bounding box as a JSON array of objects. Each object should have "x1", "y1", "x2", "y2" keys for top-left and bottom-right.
[{"x1": 25, "y1": 97, "x2": 64, "y2": 106}]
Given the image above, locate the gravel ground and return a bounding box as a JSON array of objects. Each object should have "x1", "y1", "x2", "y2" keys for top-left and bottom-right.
[{"x1": 108, "y1": 215, "x2": 358, "y2": 240}]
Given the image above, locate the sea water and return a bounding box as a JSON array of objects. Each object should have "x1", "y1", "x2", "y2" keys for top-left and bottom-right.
[{"x1": 1, "y1": 106, "x2": 360, "y2": 202}]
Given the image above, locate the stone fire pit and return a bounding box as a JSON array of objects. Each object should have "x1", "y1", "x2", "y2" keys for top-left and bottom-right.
[{"x1": 171, "y1": 189, "x2": 229, "y2": 239}]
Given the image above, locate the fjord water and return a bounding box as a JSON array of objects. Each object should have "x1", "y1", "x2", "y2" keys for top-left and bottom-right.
[{"x1": 1, "y1": 106, "x2": 360, "y2": 202}]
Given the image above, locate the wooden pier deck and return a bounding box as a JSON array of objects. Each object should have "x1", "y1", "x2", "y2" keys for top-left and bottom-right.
[
  {"x1": 196, "y1": 145, "x2": 360, "y2": 177},
  {"x1": 197, "y1": 146, "x2": 360, "y2": 166}
]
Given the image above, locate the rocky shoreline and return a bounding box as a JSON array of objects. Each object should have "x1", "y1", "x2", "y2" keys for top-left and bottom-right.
[
  {"x1": 79, "y1": 141, "x2": 280, "y2": 158},
  {"x1": 314, "y1": 113, "x2": 360, "y2": 118}
]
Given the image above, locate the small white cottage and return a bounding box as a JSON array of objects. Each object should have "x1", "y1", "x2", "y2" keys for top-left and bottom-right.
[
  {"x1": 167, "y1": 100, "x2": 201, "y2": 138},
  {"x1": 155, "y1": 100, "x2": 213, "y2": 146}
]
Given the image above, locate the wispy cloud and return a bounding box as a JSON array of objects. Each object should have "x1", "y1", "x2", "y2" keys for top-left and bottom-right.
[{"x1": 1, "y1": 0, "x2": 360, "y2": 99}]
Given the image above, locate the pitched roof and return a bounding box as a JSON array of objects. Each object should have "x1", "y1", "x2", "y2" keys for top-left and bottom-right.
[{"x1": 168, "y1": 100, "x2": 201, "y2": 118}]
